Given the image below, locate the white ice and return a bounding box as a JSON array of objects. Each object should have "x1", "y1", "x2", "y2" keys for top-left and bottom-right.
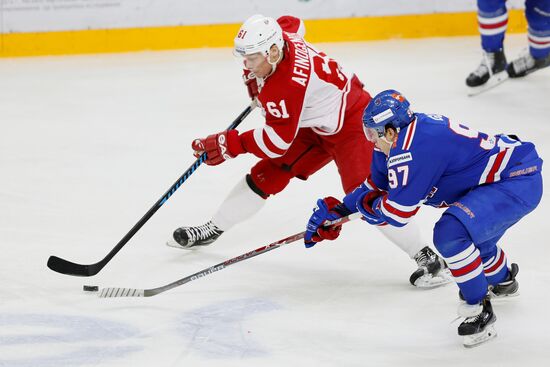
[{"x1": 1, "y1": 35, "x2": 549, "y2": 367}]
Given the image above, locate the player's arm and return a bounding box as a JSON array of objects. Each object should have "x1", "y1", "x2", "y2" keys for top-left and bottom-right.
[
  {"x1": 359, "y1": 157, "x2": 443, "y2": 227},
  {"x1": 238, "y1": 84, "x2": 304, "y2": 159}
]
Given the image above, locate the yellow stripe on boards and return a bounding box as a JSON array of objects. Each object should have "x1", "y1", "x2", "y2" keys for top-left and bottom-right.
[{"x1": 0, "y1": 10, "x2": 527, "y2": 57}]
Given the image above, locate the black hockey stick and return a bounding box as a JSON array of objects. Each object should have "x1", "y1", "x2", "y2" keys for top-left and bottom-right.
[
  {"x1": 47, "y1": 102, "x2": 256, "y2": 277},
  {"x1": 96, "y1": 213, "x2": 361, "y2": 298}
]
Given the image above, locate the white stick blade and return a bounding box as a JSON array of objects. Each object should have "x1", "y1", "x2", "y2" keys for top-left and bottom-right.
[{"x1": 98, "y1": 287, "x2": 145, "y2": 298}]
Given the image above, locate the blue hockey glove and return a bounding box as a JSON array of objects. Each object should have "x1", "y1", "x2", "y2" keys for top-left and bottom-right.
[
  {"x1": 356, "y1": 190, "x2": 387, "y2": 226},
  {"x1": 304, "y1": 197, "x2": 352, "y2": 248}
]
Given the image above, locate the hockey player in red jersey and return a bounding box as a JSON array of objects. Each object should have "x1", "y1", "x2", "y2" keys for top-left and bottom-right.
[{"x1": 167, "y1": 14, "x2": 450, "y2": 288}]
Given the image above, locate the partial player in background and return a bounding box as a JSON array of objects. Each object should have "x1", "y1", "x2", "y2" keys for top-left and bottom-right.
[
  {"x1": 466, "y1": 0, "x2": 550, "y2": 91},
  {"x1": 167, "y1": 14, "x2": 449, "y2": 288},
  {"x1": 306, "y1": 89, "x2": 542, "y2": 346}
]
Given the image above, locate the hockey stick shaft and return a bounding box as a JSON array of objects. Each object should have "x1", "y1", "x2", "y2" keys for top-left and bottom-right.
[
  {"x1": 47, "y1": 102, "x2": 256, "y2": 277},
  {"x1": 98, "y1": 213, "x2": 362, "y2": 298}
]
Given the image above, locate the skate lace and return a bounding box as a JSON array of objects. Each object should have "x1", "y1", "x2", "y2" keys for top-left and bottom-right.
[
  {"x1": 414, "y1": 248, "x2": 435, "y2": 267},
  {"x1": 511, "y1": 49, "x2": 535, "y2": 73},
  {"x1": 462, "y1": 313, "x2": 482, "y2": 324},
  {"x1": 187, "y1": 221, "x2": 220, "y2": 242},
  {"x1": 472, "y1": 52, "x2": 495, "y2": 78}
]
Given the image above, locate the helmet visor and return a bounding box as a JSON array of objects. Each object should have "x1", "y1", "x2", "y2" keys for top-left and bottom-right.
[
  {"x1": 363, "y1": 125, "x2": 385, "y2": 143},
  {"x1": 234, "y1": 51, "x2": 268, "y2": 71}
]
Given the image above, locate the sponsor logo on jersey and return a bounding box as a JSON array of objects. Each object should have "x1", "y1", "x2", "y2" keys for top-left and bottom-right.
[{"x1": 387, "y1": 152, "x2": 412, "y2": 168}]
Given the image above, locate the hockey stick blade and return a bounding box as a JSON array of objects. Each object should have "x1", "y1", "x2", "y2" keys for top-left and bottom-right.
[
  {"x1": 47, "y1": 256, "x2": 101, "y2": 277},
  {"x1": 47, "y1": 102, "x2": 256, "y2": 277},
  {"x1": 98, "y1": 213, "x2": 361, "y2": 298}
]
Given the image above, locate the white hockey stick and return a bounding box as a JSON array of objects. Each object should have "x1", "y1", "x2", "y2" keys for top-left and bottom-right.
[{"x1": 95, "y1": 213, "x2": 362, "y2": 298}]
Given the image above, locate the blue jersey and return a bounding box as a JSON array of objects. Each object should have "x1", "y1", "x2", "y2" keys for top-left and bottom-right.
[{"x1": 370, "y1": 113, "x2": 543, "y2": 227}]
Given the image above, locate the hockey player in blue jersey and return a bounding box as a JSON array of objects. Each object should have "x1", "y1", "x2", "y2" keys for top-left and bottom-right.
[
  {"x1": 466, "y1": 0, "x2": 550, "y2": 90},
  {"x1": 304, "y1": 89, "x2": 543, "y2": 347}
]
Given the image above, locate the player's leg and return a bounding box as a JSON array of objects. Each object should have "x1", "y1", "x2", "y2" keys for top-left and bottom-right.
[
  {"x1": 433, "y1": 214, "x2": 497, "y2": 347},
  {"x1": 508, "y1": 0, "x2": 550, "y2": 77},
  {"x1": 477, "y1": 236, "x2": 520, "y2": 299},
  {"x1": 168, "y1": 130, "x2": 331, "y2": 249},
  {"x1": 330, "y1": 102, "x2": 450, "y2": 287},
  {"x1": 434, "y1": 173, "x2": 542, "y2": 346},
  {"x1": 466, "y1": 0, "x2": 508, "y2": 87}
]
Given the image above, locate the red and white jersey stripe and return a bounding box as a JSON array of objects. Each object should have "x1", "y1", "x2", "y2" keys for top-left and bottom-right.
[
  {"x1": 401, "y1": 118, "x2": 417, "y2": 151},
  {"x1": 478, "y1": 138, "x2": 519, "y2": 184},
  {"x1": 378, "y1": 196, "x2": 421, "y2": 226},
  {"x1": 478, "y1": 12, "x2": 508, "y2": 36},
  {"x1": 446, "y1": 244, "x2": 484, "y2": 284}
]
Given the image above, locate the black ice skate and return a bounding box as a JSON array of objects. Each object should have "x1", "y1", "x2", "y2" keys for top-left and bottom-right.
[
  {"x1": 458, "y1": 296, "x2": 497, "y2": 348},
  {"x1": 409, "y1": 246, "x2": 452, "y2": 288},
  {"x1": 507, "y1": 52, "x2": 550, "y2": 78},
  {"x1": 459, "y1": 263, "x2": 520, "y2": 301},
  {"x1": 166, "y1": 221, "x2": 223, "y2": 249},
  {"x1": 489, "y1": 263, "x2": 520, "y2": 298},
  {"x1": 466, "y1": 50, "x2": 508, "y2": 96}
]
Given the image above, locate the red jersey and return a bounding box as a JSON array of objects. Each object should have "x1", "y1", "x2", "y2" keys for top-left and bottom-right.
[{"x1": 238, "y1": 19, "x2": 368, "y2": 159}]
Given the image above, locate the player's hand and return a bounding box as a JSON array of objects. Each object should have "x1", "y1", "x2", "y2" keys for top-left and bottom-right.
[
  {"x1": 304, "y1": 197, "x2": 351, "y2": 248},
  {"x1": 356, "y1": 190, "x2": 387, "y2": 225},
  {"x1": 243, "y1": 70, "x2": 259, "y2": 100},
  {"x1": 192, "y1": 130, "x2": 244, "y2": 166}
]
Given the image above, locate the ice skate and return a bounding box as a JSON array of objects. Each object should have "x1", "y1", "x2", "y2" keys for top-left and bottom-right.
[
  {"x1": 489, "y1": 263, "x2": 520, "y2": 299},
  {"x1": 458, "y1": 296, "x2": 497, "y2": 348},
  {"x1": 507, "y1": 51, "x2": 550, "y2": 78},
  {"x1": 409, "y1": 246, "x2": 452, "y2": 288},
  {"x1": 459, "y1": 263, "x2": 519, "y2": 301},
  {"x1": 166, "y1": 221, "x2": 223, "y2": 249},
  {"x1": 466, "y1": 50, "x2": 508, "y2": 96}
]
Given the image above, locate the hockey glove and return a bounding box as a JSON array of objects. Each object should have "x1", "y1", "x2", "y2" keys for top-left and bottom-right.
[
  {"x1": 243, "y1": 70, "x2": 259, "y2": 100},
  {"x1": 192, "y1": 130, "x2": 245, "y2": 166},
  {"x1": 304, "y1": 197, "x2": 353, "y2": 248},
  {"x1": 356, "y1": 190, "x2": 387, "y2": 226}
]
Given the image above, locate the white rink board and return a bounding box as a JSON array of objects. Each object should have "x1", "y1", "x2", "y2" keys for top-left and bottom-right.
[{"x1": 1, "y1": 0, "x2": 526, "y2": 33}]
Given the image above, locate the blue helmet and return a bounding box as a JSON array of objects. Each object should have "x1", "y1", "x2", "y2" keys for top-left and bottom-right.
[{"x1": 362, "y1": 90, "x2": 414, "y2": 138}]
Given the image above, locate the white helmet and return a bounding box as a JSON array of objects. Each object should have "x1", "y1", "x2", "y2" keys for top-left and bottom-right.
[{"x1": 234, "y1": 15, "x2": 284, "y2": 57}]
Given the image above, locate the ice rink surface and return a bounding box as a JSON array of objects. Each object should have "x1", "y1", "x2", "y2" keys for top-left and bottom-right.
[{"x1": 1, "y1": 34, "x2": 549, "y2": 366}]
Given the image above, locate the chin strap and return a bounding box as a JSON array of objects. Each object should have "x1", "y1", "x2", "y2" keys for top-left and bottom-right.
[{"x1": 265, "y1": 44, "x2": 284, "y2": 79}]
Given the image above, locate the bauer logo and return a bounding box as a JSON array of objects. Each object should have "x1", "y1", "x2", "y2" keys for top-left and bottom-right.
[
  {"x1": 387, "y1": 152, "x2": 412, "y2": 167},
  {"x1": 372, "y1": 108, "x2": 394, "y2": 124}
]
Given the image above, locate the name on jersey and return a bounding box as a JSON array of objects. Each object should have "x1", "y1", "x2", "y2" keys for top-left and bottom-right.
[
  {"x1": 287, "y1": 33, "x2": 310, "y2": 87},
  {"x1": 387, "y1": 152, "x2": 413, "y2": 168}
]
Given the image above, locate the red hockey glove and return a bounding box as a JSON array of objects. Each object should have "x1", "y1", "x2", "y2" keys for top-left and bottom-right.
[
  {"x1": 243, "y1": 70, "x2": 259, "y2": 100},
  {"x1": 356, "y1": 190, "x2": 387, "y2": 226},
  {"x1": 192, "y1": 130, "x2": 245, "y2": 166}
]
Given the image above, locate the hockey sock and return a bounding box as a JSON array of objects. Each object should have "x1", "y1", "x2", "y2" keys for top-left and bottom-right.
[
  {"x1": 377, "y1": 218, "x2": 426, "y2": 258},
  {"x1": 211, "y1": 176, "x2": 266, "y2": 231},
  {"x1": 434, "y1": 214, "x2": 488, "y2": 304}
]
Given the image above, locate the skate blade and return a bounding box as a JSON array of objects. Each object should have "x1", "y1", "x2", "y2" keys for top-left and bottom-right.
[
  {"x1": 489, "y1": 290, "x2": 520, "y2": 300},
  {"x1": 165, "y1": 239, "x2": 197, "y2": 250},
  {"x1": 414, "y1": 269, "x2": 453, "y2": 289},
  {"x1": 463, "y1": 325, "x2": 497, "y2": 348},
  {"x1": 467, "y1": 72, "x2": 509, "y2": 97}
]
